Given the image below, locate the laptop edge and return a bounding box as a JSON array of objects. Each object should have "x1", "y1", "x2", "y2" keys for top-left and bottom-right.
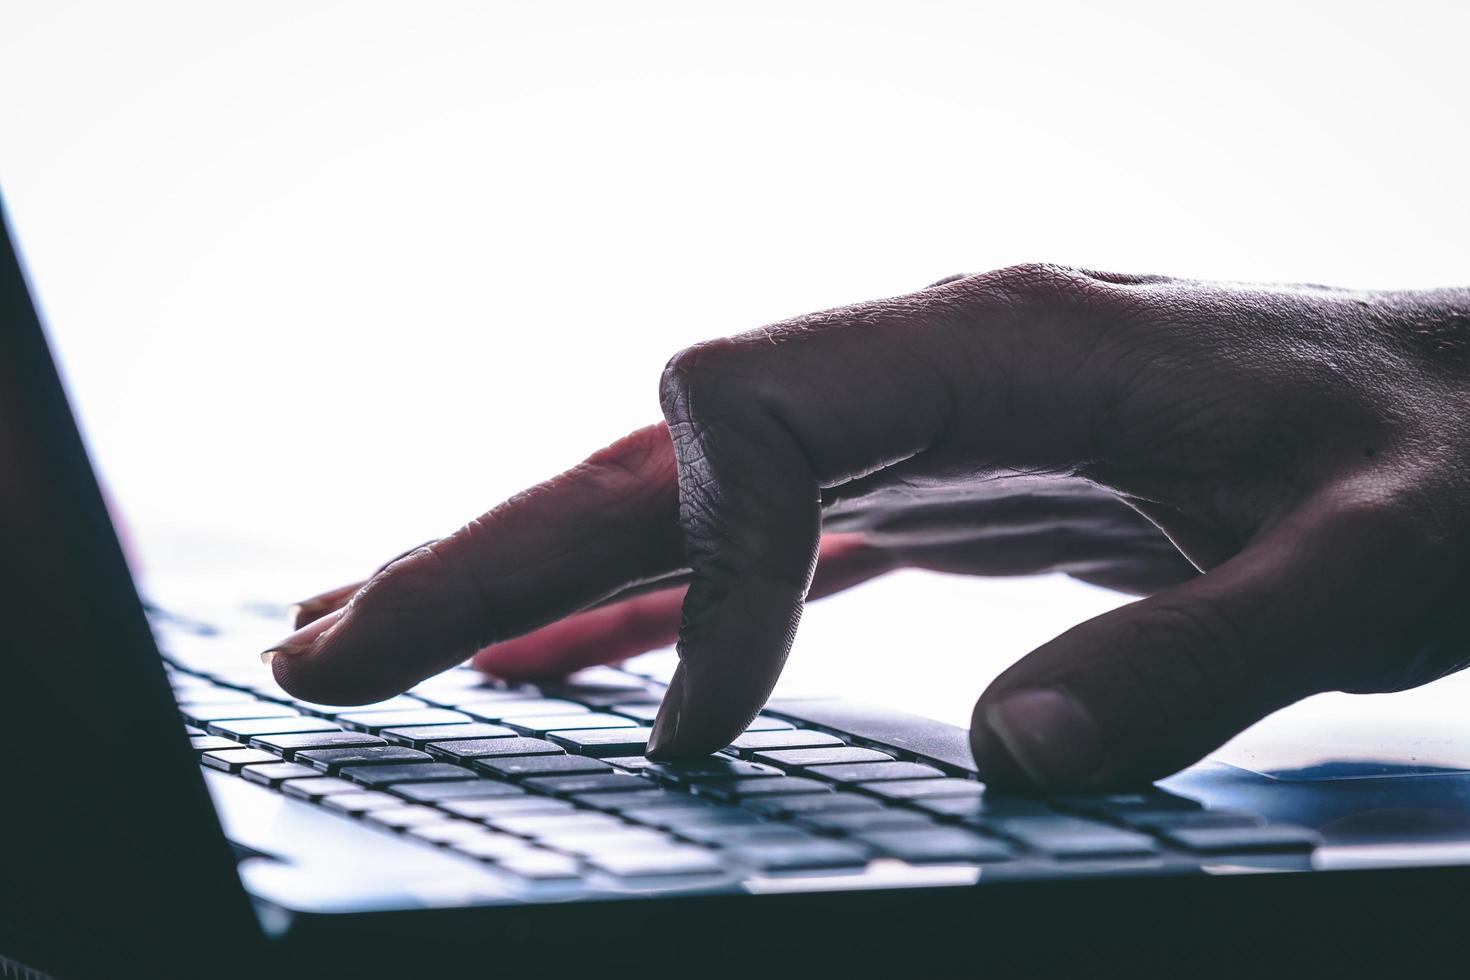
[{"x1": 0, "y1": 195, "x2": 264, "y2": 978}]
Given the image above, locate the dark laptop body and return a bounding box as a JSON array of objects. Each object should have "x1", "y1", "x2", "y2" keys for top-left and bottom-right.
[{"x1": 4, "y1": 198, "x2": 1469, "y2": 979}]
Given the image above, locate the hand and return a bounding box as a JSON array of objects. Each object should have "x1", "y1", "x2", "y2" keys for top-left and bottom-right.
[
  {"x1": 266, "y1": 264, "x2": 1470, "y2": 791},
  {"x1": 287, "y1": 482, "x2": 1193, "y2": 683}
]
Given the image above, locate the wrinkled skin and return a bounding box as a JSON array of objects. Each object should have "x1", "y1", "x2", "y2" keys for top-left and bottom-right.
[{"x1": 267, "y1": 265, "x2": 1470, "y2": 791}]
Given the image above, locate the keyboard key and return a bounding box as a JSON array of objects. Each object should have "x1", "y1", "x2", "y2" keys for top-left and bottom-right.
[
  {"x1": 452, "y1": 832, "x2": 548, "y2": 862},
  {"x1": 913, "y1": 795, "x2": 1053, "y2": 821},
  {"x1": 809, "y1": 761, "x2": 946, "y2": 784},
  {"x1": 183, "y1": 724, "x2": 207, "y2": 736},
  {"x1": 585, "y1": 847, "x2": 725, "y2": 878},
  {"x1": 727, "y1": 840, "x2": 870, "y2": 871},
  {"x1": 322, "y1": 791, "x2": 406, "y2": 815},
  {"x1": 458, "y1": 699, "x2": 590, "y2": 721},
  {"x1": 612, "y1": 706, "x2": 793, "y2": 731},
  {"x1": 859, "y1": 828, "x2": 1014, "y2": 863},
  {"x1": 431, "y1": 689, "x2": 543, "y2": 709},
  {"x1": 540, "y1": 828, "x2": 676, "y2": 857},
  {"x1": 570, "y1": 788, "x2": 694, "y2": 812},
  {"x1": 696, "y1": 777, "x2": 833, "y2": 802},
  {"x1": 1056, "y1": 790, "x2": 1202, "y2": 815},
  {"x1": 240, "y1": 762, "x2": 319, "y2": 787},
  {"x1": 249, "y1": 731, "x2": 387, "y2": 758},
  {"x1": 390, "y1": 780, "x2": 528, "y2": 804},
  {"x1": 363, "y1": 806, "x2": 449, "y2": 831},
  {"x1": 494, "y1": 852, "x2": 583, "y2": 882},
  {"x1": 209, "y1": 716, "x2": 340, "y2": 738},
  {"x1": 522, "y1": 773, "x2": 652, "y2": 796},
  {"x1": 408, "y1": 669, "x2": 505, "y2": 696},
  {"x1": 492, "y1": 813, "x2": 625, "y2": 838},
  {"x1": 621, "y1": 806, "x2": 748, "y2": 831},
  {"x1": 201, "y1": 748, "x2": 279, "y2": 772},
  {"x1": 753, "y1": 746, "x2": 895, "y2": 769},
  {"x1": 857, "y1": 778, "x2": 985, "y2": 802},
  {"x1": 379, "y1": 722, "x2": 517, "y2": 748},
  {"x1": 740, "y1": 792, "x2": 883, "y2": 819},
  {"x1": 409, "y1": 821, "x2": 502, "y2": 847},
  {"x1": 541, "y1": 674, "x2": 658, "y2": 707},
  {"x1": 799, "y1": 809, "x2": 938, "y2": 835},
  {"x1": 548, "y1": 728, "x2": 655, "y2": 757},
  {"x1": 554, "y1": 690, "x2": 660, "y2": 712},
  {"x1": 604, "y1": 756, "x2": 654, "y2": 773},
  {"x1": 443, "y1": 797, "x2": 577, "y2": 820},
  {"x1": 767, "y1": 700, "x2": 977, "y2": 775},
  {"x1": 726, "y1": 729, "x2": 844, "y2": 757},
  {"x1": 293, "y1": 695, "x2": 425, "y2": 717},
  {"x1": 676, "y1": 823, "x2": 816, "y2": 847},
  {"x1": 227, "y1": 676, "x2": 291, "y2": 698},
  {"x1": 608, "y1": 703, "x2": 661, "y2": 723},
  {"x1": 503, "y1": 713, "x2": 638, "y2": 737},
  {"x1": 1160, "y1": 824, "x2": 1321, "y2": 853},
  {"x1": 339, "y1": 763, "x2": 480, "y2": 787},
  {"x1": 1117, "y1": 809, "x2": 1265, "y2": 833},
  {"x1": 174, "y1": 688, "x2": 261, "y2": 705},
  {"x1": 296, "y1": 745, "x2": 435, "y2": 773},
  {"x1": 429, "y1": 737, "x2": 563, "y2": 762},
  {"x1": 337, "y1": 708, "x2": 472, "y2": 733},
  {"x1": 189, "y1": 735, "x2": 242, "y2": 753},
  {"x1": 555, "y1": 665, "x2": 656, "y2": 688},
  {"x1": 993, "y1": 816, "x2": 1159, "y2": 858},
  {"x1": 183, "y1": 702, "x2": 299, "y2": 723},
  {"x1": 644, "y1": 758, "x2": 784, "y2": 786},
  {"x1": 476, "y1": 755, "x2": 614, "y2": 780},
  {"x1": 282, "y1": 777, "x2": 362, "y2": 801}
]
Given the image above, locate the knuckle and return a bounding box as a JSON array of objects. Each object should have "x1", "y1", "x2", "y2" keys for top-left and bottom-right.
[
  {"x1": 989, "y1": 261, "x2": 1091, "y2": 295},
  {"x1": 660, "y1": 338, "x2": 767, "y2": 421},
  {"x1": 956, "y1": 262, "x2": 1158, "y2": 319},
  {"x1": 661, "y1": 339, "x2": 741, "y2": 393}
]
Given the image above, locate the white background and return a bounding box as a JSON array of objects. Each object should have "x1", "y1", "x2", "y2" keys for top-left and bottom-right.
[{"x1": 3, "y1": 1, "x2": 1467, "y2": 729}]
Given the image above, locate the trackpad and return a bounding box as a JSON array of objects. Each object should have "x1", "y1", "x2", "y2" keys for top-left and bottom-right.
[
  {"x1": 1209, "y1": 682, "x2": 1470, "y2": 781},
  {"x1": 1162, "y1": 680, "x2": 1470, "y2": 847}
]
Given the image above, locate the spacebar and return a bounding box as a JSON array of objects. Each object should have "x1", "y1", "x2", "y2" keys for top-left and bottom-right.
[{"x1": 764, "y1": 699, "x2": 978, "y2": 776}]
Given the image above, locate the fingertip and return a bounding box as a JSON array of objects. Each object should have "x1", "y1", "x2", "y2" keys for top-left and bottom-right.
[
  {"x1": 288, "y1": 582, "x2": 363, "y2": 630},
  {"x1": 262, "y1": 609, "x2": 343, "y2": 664},
  {"x1": 968, "y1": 709, "x2": 1036, "y2": 791},
  {"x1": 970, "y1": 688, "x2": 1110, "y2": 792},
  {"x1": 644, "y1": 663, "x2": 688, "y2": 759},
  {"x1": 644, "y1": 662, "x2": 752, "y2": 758},
  {"x1": 264, "y1": 604, "x2": 434, "y2": 706},
  {"x1": 290, "y1": 599, "x2": 330, "y2": 630}
]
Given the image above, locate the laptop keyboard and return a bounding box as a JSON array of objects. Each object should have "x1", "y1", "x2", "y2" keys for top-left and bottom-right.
[{"x1": 161, "y1": 620, "x2": 1322, "y2": 891}]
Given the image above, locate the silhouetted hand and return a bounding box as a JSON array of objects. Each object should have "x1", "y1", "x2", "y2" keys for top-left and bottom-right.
[{"x1": 266, "y1": 265, "x2": 1470, "y2": 790}]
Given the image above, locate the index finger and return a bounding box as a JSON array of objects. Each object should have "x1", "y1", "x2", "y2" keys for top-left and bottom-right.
[{"x1": 264, "y1": 423, "x2": 683, "y2": 704}]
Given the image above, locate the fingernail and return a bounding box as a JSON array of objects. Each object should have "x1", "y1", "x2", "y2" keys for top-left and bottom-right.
[
  {"x1": 645, "y1": 663, "x2": 687, "y2": 758},
  {"x1": 983, "y1": 688, "x2": 1106, "y2": 791},
  {"x1": 288, "y1": 598, "x2": 329, "y2": 626},
  {"x1": 260, "y1": 610, "x2": 343, "y2": 666}
]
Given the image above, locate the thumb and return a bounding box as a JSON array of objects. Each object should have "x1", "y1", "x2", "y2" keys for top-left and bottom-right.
[{"x1": 970, "y1": 484, "x2": 1447, "y2": 791}]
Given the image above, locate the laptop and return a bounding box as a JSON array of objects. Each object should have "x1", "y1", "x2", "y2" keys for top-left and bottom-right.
[{"x1": 4, "y1": 195, "x2": 1469, "y2": 980}]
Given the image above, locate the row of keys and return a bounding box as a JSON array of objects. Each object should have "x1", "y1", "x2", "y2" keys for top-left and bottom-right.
[{"x1": 173, "y1": 663, "x2": 1322, "y2": 875}]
